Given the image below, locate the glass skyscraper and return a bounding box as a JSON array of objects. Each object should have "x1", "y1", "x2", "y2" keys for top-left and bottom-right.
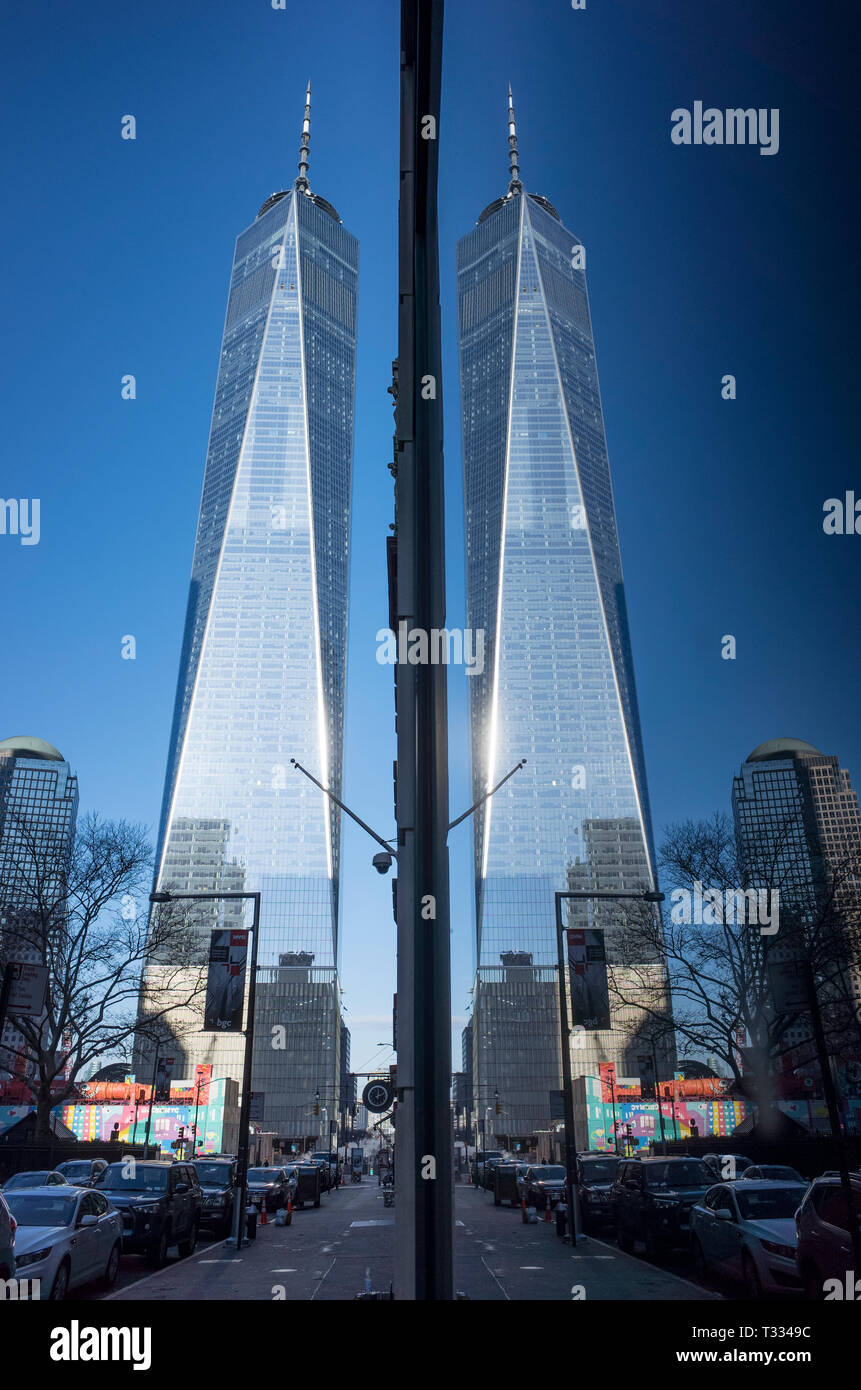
[
  {"x1": 139, "y1": 90, "x2": 358, "y2": 1140},
  {"x1": 0, "y1": 736, "x2": 79, "y2": 1078},
  {"x1": 456, "y1": 94, "x2": 669, "y2": 1140}
]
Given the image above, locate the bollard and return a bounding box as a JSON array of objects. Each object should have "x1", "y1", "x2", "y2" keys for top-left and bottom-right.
[{"x1": 246, "y1": 1204, "x2": 258, "y2": 1241}]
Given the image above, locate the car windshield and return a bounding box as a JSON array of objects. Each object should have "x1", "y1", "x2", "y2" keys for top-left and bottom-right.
[
  {"x1": 247, "y1": 1168, "x2": 277, "y2": 1181},
  {"x1": 644, "y1": 1161, "x2": 713, "y2": 1189},
  {"x1": 535, "y1": 1166, "x2": 566, "y2": 1180},
  {"x1": 57, "y1": 1162, "x2": 92, "y2": 1178},
  {"x1": 6, "y1": 1192, "x2": 78, "y2": 1226},
  {"x1": 580, "y1": 1160, "x2": 619, "y2": 1184},
  {"x1": 95, "y1": 1164, "x2": 169, "y2": 1192},
  {"x1": 194, "y1": 1163, "x2": 233, "y2": 1184},
  {"x1": 735, "y1": 1186, "x2": 807, "y2": 1221},
  {"x1": 757, "y1": 1167, "x2": 803, "y2": 1182},
  {"x1": 5, "y1": 1172, "x2": 54, "y2": 1188}
]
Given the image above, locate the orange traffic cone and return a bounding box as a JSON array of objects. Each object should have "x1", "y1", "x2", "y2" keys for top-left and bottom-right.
[
  {"x1": 544, "y1": 1204, "x2": 552, "y2": 1222},
  {"x1": 521, "y1": 1198, "x2": 527, "y2": 1223},
  {"x1": 260, "y1": 1202, "x2": 268, "y2": 1224},
  {"x1": 285, "y1": 1196, "x2": 293, "y2": 1226}
]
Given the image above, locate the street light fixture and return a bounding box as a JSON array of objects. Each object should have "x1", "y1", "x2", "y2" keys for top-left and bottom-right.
[{"x1": 149, "y1": 887, "x2": 261, "y2": 1248}]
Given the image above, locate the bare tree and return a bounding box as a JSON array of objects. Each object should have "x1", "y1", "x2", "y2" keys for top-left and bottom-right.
[
  {"x1": 606, "y1": 814, "x2": 861, "y2": 1130},
  {"x1": 0, "y1": 811, "x2": 208, "y2": 1138}
]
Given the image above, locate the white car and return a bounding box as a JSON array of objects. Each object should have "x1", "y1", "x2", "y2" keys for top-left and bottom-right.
[
  {"x1": 690, "y1": 1180, "x2": 808, "y2": 1296},
  {"x1": 4, "y1": 1185, "x2": 123, "y2": 1300}
]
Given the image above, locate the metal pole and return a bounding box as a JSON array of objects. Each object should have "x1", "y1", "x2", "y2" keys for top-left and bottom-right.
[
  {"x1": 554, "y1": 894, "x2": 581, "y2": 1243},
  {"x1": 652, "y1": 1038, "x2": 667, "y2": 1155},
  {"x1": 143, "y1": 1041, "x2": 160, "y2": 1156},
  {"x1": 394, "y1": 0, "x2": 452, "y2": 1301},
  {"x1": 231, "y1": 893, "x2": 261, "y2": 1247},
  {"x1": 610, "y1": 1075, "x2": 619, "y2": 1154}
]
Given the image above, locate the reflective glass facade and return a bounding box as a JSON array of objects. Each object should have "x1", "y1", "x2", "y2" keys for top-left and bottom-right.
[
  {"x1": 457, "y1": 188, "x2": 667, "y2": 1138},
  {"x1": 141, "y1": 186, "x2": 358, "y2": 1138},
  {"x1": 0, "y1": 740, "x2": 79, "y2": 1072}
]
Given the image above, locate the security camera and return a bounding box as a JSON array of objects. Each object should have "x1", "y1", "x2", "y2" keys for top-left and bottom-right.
[{"x1": 372, "y1": 851, "x2": 393, "y2": 875}]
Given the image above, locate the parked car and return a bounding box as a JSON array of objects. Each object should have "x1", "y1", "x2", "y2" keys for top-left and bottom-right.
[
  {"x1": 471, "y1": 1149, "x2": 502, "y2": 1187},
  {"x1": 0, "y1": 1188, "x2": 15, "y2": 1280},
  {"x1": 521, "y1": 1164, "x2": 567, "y2": 1210},
  {"x1": 306, "y1": 1157, "x2": 332, "y2": 1192},
  {"x1": 492, "y1": 1162, "x2": 523, "y2": 1207},
  {"x1": 612, "y1": 1156, "x2": 715, "y2": 1257},
  {"x1": 795, "y1": 1173, "x2": 861, "y2": 1299},
  {"x1": 292, "y1": 1163, "x2": 323, "y2": 1209},
  {"x1": 513, "y1": 1163, "x2": 531, "y2": 1202},
  {"x1": 690, "y1": 1180, "x2": 807, "y2": 1296},
  {"x1": 740, "y1": 1164, "x2": 805, "y2": 1185},
  {"x1": 703, "y1": 1153, "x2": 752, "y2": 1181},
  {"x1": 3, "y1": 1170, "x2": 70, "y2": 1191},
  {"x1": 481, "y1": 1157, "x2": 505, "y2": 1192},
  {"x1": 93, "y1": 1159, "x2": 202, "y2": 1266},
  {"x1": 246, "y1": 1166, "x2": 294, "y2": 1212},
  {"x1": 310, "y1": 1151, "x2": 341, "y2": 1189},
  {"x1": 576, "y1": 1153, "x2": 620, "y2": 1229},
  {"x1": 4, "y1": 1186, "x2": 122, "y2": 1299},
  {"x1": 55, "y1": 1158, "x2": 109, "y2": 1188},
  {"x1": 192, "y1": 1158, "x2": 238, "y2": 1237}
]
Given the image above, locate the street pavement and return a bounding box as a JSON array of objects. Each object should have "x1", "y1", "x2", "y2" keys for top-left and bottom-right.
[{"x1": 103, "y1": 1179, "x2": 719, "y2": 1301}]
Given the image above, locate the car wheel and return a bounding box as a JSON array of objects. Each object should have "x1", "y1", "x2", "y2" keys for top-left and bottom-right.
[
  {"x1": 692, "y1": 1237, "x2": 709, "y2": 1281},
  {"x1": 147, "y1": 1226, "x2": 170, "y2": 1267},
  {"x1": 494, "y1": 1193, "x2": 501, "y2": 1206},
  {"x1": 178, "y1": 1218, "x2": 198, "y2": 1258},
  {"x1": 50, "y1": 1259, "x2": 70, "y2": 1301},
  {"x1": 741, "y1": 1251, "x2": 763, "y2": 1299},
  {"x1": 616, "y1": 1220, "x2": 635, "y2": 1253},
  {"x1": 314, "y1": 1195, "x2": 321, "y2": 1208},
  {"x1": 102, "y1": 1241, "x2": 121, "y2": 1288}
]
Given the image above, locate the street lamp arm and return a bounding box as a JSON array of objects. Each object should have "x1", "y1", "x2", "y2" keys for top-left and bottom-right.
[
  {"x1": 290, "y1": 760, "x2": 397, "y2": 858},
  {"x1": 448, "y1": 759, "x2": 527, "y2": 832}
]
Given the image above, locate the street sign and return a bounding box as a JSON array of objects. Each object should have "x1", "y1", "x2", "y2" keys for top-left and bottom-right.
[
  {"x1": 249, "y1": 1092, "x2": 265, "y2": 1122},
  {"x1": 5, "y1": 962, "x2": 48, "y2": 1015},
  {"x1": 362, "y1": 1079, "x2": 394, "y2": 1114}
]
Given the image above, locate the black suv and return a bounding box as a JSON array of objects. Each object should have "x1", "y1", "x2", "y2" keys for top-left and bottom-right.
[
  {"x1": 193, "y1": 1157, "x2": 238, "y2": 1237},
  {"x1": 94, "y1": 1159, "x2": 203, "y2": 1265},
  {"x1": 611, "y1": 1156, "x2": 714, "y2": 1257},
  {"x1": 576, "y1": 1153, "x2": 620, "y2": 1229}
]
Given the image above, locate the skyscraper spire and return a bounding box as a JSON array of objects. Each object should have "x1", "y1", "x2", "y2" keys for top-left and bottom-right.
[
  {"x1": 507, "y1": 83, "x2": 522, "y2": 193},
  {"x1": 296, "y1": 80, "x2": 312, "y2": 191}
]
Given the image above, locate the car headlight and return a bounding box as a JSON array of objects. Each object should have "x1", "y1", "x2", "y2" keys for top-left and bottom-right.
[
  {"x1": 760, "y1": 1239, "x2": 795, "y2": 1259},
  {"x1": 204, "y1": 1195, "x2": 225, "y2": 1207},
  {"x1": 16, "y1": 1247, "x2": 52, "y2": 1268}
]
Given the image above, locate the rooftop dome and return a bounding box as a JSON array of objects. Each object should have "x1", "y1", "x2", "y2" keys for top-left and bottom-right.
[
  {"x1": 0, "y1": 735, "x2": 65, "y2": 762},
  {"x1": 746, "y1": 738, "x2": 822, "y2": 763}
]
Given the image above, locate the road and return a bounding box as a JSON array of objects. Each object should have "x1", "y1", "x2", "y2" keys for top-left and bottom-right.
[{"x1": 92, "y1": 1180, "x2": 719, "y2": 1302}]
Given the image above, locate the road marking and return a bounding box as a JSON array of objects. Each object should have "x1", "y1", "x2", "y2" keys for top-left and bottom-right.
[
  {"x1": 272, "y1": 1268, "x2": 298, "y2": 1273},
  {"x1": 350, "y1": 1219, "x2": 394, "y2": 1227},
  {"x1": 481, "y1": 1257, "x2": 510, "y2": 1300},
  {"x1": 519, "y1": 1265, "x2": 543, "y2": 1270},
  {"x1": 310, "y1": 1257, "x2": 337, "y2": 1301}
]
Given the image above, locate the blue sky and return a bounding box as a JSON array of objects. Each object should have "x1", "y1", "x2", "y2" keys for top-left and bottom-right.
[{"x1": 1, "y1": 0, "x2": 858, "y2": 1078}]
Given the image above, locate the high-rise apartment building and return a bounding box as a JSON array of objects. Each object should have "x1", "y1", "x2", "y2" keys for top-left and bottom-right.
[
  {"x1": 732, "y1": 737, "x2": 861, "y2": 1056},
  {"x1": 139, "y1": 90, "x2": 358, "y2": 1139},
  {"x1": 456, "y1": 94, "x2": 671, "y2": 1140},
  {"x1": 0, "y1": 736, "x2": 79, "y2": 1076}
]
